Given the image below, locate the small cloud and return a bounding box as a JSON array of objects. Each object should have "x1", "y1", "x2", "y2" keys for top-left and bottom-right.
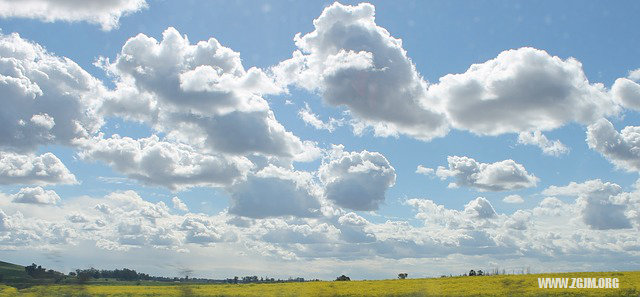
[
  {"x1": 415, "y1": 165, "x2": 434, "y2": 176},
  {"x1": 172, "y1": 196, "x2": 189, "y2": 212},
  {"x1": 503, "y1": 194, "x2": 524, "y2": 204}
]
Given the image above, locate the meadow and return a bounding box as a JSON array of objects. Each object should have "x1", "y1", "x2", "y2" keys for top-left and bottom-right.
[{"x1": 1, "y1": 271, "x2": 639, "y2": 297}]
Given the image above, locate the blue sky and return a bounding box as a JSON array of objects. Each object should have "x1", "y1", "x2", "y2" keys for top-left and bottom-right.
[{"x1": 0, "y1": 0, "x2": 639, "y2": 279}]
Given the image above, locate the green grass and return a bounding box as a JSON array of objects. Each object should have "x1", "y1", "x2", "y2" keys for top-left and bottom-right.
[{"x1": 1, "y1": 270, "x2": 639, "y2": 297}]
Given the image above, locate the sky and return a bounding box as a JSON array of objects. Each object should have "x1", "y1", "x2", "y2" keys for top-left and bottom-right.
[{"x1": 0, "y1": 0, "x2": 639, "y2": 280}]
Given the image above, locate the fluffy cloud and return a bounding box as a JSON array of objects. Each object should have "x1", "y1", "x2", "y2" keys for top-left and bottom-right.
[
  {"x1": 77, "y1": 134, "x2": 252, "y2": 191},
  {"x1": 0, "y1": 32, "x2": 105, "y2": 151},
  {"x1": 100, "y1": 27, "x2": 312, "y2": 160},
  {"x1": 227, "y1": 166, "x2": 322, "y2": 218},
  {"x1": 415, "y1": 165, "x2": 435, "y2": 176},
  {"x1": 11, "y1": 186, "x2": 60, "y2": 205},
  {"x1": 172, "y1": 197, "x2": 188, "y2": 212},
  {"x1": 0, "y1": 151, "x2": 77, "y2": 185},
  {"x1": 611, "y1": 69, "x2": 640, "y2": 111},
  {"x1": 428, "y1": 47, "x2": 617, "y2": 135},
  {"x1": 0, "y1": 0, "x2": 147, "y2": 30},
  {"x1": 586, "y1": 118, "x2": 640, "y2": 172},
  {"x1": 273, "y1": 2, "x2": 448, "y2": 141},
  {"x1": 543, "y1": 179, "x2": 631, "y2": 230},
  {"x1": 517, "y1": 131, "x2": 569, "y2": 156},
  {"x1": 435, "y1": 156, "x2": 538, "y2": 191},
  {"x1": 319, "y1": 146, "x2": 396, "y2": 211},
  {"x1": 99, "y1": 28, "x2": 312, "y2": 160},
  {"x1": 503, "y1": 194, "x2": 524, "y2": 204},
  {"x1": 298, "y1": 103, "x2": 343, "y2": 132}
]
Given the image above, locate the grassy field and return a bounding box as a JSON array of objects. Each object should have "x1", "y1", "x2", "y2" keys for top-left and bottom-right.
[{"x1": 1, "y1": 271, "x2": 639, "y2": 296}]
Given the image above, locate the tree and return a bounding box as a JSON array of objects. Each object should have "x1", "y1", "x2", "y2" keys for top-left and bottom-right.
[
  {"x1": 477, "y1": 270, "x2": 484, "y2": 276},
  {"x1": 398, "y1": 273, "x2": 408, "y2": 279},
  {"x1": 469, "y1": 269, "x2": 476, "y2": 276},
  {"x1": 335, "y1": 275, "x2": 351, "y2": 281}
]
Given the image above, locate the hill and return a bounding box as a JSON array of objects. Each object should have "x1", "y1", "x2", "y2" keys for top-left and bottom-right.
[{"x1": 0, "y1": 261, "x2": 33, "y2": 288}]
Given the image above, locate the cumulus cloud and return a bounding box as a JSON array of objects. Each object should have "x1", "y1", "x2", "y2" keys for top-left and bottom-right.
[
  {"x1": 100, "y1": 27, "x2": 313, "y2": 161},
  {"x1": 298, "y1": 103, "x2": 343, "y2": 132},
  {"x1": 435, "y1": 156, "x2": 538, "y2": 191},
  {"x1": 517, "y1": 131, "x2": 569, "y2": 156},
  {"x1": 273, "y1": 2, "x2": 448, "y2": 141},
  {"x1": 428, "y1": 47, "x2": 617, "y2": 135},
  {"x1": 611, "y1": 69, "x2": 640, "y2": 111},
  {"x1": 0, "y1": 151, "x2": 77, "y2": 185},
  {"x1": 415, "y1": 165, "x2": 435, "y2": 176},
  {"x1": 319, "y1": 146, "x2": 396, "y2": 211},
  {"x1": 543, "y1": 179, "x2": 631, "y2": 230},
  {"x1": 586, "y1": 118, "x2": 640, "y2": 172},
  {"x1": 11, "y1": 186, "x2": 60, "y2": 205},
  {"x1": 77, "y1": 134, "x2": 252, "y2": 191},
  {"x1": 0, "y1": 0, "x2": 147, "y2": 30},
  {"x1": 172, "y1": 197, "x2": 188, "y2": 212},
  {"x1": 503, "y1": 194, "x2": 524, "y2": 204},
  {"x1": 227, "y1": 166, "x2": 322, "y2": 218},
  {"x1": 0, "y1": 32, "x2": 105, "y2": 151}
]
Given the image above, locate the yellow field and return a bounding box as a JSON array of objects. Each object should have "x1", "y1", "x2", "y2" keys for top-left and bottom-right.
[{"x1": 1, "y1": 271, "x2": 639, "y2": 296}]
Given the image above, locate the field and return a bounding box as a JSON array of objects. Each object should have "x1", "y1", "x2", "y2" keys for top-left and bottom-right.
[{"x1": 1, "y1": 271, "x2": 639, "y2": 297}]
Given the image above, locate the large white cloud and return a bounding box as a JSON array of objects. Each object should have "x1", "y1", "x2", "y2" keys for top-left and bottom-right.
[
  {"x1": 227, "y1": 165, "x2": 322, "y2": 218},
  {"x1": 273, "y1": 2, "x2": 448, "y2": 141},
  {"x1": 542, "y1": 179, "x2": 632, "y2": 230},
  {"x1": 428, "y1": 47, "x2": 618, "y2": 135},
  {"x1": 586, "y1": 118, "x2": 640, "y2": 172},
  {"x1": 0, "y1": 0, "x2": 147, "y2": 30},
  {"x1": 100, "y1": 27, "x2": 314, "y2": 161},
  {"x1": 434, "y1": 156, "x2": 538, "y2": 192},
  {"x1": 0, "y1": 151, "x2": 77, "y2": 185},
  {"x1": 319, "y1": 146, "x2": 396, "y2": 211},
  {"x1": 0, "y1": 32, "x2": 105, "y2": 151},
  {"x1": 77, "y1": 134, "x2": 252, "y2": 191}
]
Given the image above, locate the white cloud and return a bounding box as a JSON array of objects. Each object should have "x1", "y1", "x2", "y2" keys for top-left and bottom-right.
[
  {"x1": 428, "y1": 47, "x2": 618, "y2": 135},
  {"x1": 227, "y1": 166, "x2": 322, "y2": 218},
  {"x1": 298, "y1": 103, "x2": 343, "y2": 132},
  {"x1": 503, "y1": 194, "x2": 524, "y2": 204},
  {"x1": 435, "y1": 156, "x2": 538, "y2": 191},
  {"x1": 319, "y1": 146, "x2": 396, "y2": 211},
  {"x1": 463, "y1": 197, "x2": 497, "y2": 219},
  {"x1": 517, "y1": 131, "x2": 569, "y2": 156},
  {"x1": 586, "y1": 118, "x2": 640, "y2": 172},
  {"x1": 273, "y1": 2, "x2": 449, "y2": 141},
  {"x1": 0, "y1": 151, "x2": 77, "y2": 185},
  {"x1": 11, "y1": 186, "x2": 60, "y2": 205},
  {"x1": 0, "y1": 32, "x2": 105, "y2": 151},
  {"x1": 77, "y1": 134, "x2": 252, "y2": 191},
  {"x1": 29, "y1": 113, "x2": 55, "y2": 130},
  {"x1": 629, "y1": 69, "x2": 640, "y2": 81},
  {"x1": 612, "y1": 69, "x2": 640, "y2": 111},
  {"x1": 542, "y1": 179, "x2": 631, "y2": 230},
  {"x1": 415, "y1": 165, "x2": 435, "y2": 176},
  {"x1": 172, "y1": 197, "x2": 188, "y2": 212},
  {"x1": 0, "y1": 0, "x2": 147, "y2": 30},
  {"x1": 101, "y1": 27, "x2": 312, "y2": 160}
]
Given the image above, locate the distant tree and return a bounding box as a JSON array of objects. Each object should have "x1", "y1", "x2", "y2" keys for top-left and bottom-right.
[
  {"x1": 477, "y1": 270, "x2": 484, "y2": 276},
  {"x1": 398, "y1": 273, "x2": 408, "y2": 279},
  {"x1": 76, "y1": 270, "x2": 93, "y2": 284},
  {"x1": 335, "y1": 275, "x2": 351, "y2": 281},
  {"x1": 469, "y1": 270, "x2": 476, "y2": 276}
]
